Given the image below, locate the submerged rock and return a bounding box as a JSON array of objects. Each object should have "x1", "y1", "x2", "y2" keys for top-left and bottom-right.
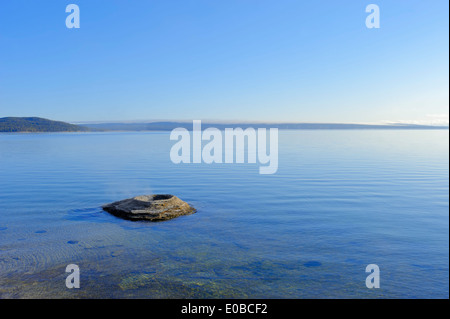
[
  {"x1": 102, "y1": 194, "x2": 196, "y2": 221},
  {"x1": 303, "y1": 261, "x2": 322, "y2": 268}
]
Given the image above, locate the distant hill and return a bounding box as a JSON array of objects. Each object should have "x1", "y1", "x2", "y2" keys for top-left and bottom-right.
[
  {"x1": 0, "y1": 117, "x2": 90, "y2": 132},
  {"x1": 2, "y1": 117, "x2": 447, "y2": 132}
]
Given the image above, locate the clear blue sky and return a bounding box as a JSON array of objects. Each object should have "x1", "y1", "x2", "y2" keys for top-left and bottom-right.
[{"x1": 0, "y1": 0, "x2": 448, "y2": 124}]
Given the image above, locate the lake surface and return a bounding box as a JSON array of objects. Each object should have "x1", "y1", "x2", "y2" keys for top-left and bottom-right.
[{"x1": 0, "y1": 130, "x2": 448, "y2": 298}]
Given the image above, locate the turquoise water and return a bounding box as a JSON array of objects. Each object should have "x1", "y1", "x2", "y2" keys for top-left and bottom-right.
[{"x1": 0, "y1": 130, "x2": 448, "y2": 298}]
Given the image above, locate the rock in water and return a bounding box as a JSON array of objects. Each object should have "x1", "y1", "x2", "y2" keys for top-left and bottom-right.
[{"x1": 102, "y1": 194, "x2": 196, "y2": 221}]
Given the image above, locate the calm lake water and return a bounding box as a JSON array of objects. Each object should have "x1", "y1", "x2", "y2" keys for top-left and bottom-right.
[{"x1": 0, "y1": 130, "x2": 448, "y2": 298}]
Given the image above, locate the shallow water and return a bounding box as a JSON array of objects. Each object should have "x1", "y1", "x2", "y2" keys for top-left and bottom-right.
[{"x1": 0, "y1": 130, "x2": 448, "y2": 298}]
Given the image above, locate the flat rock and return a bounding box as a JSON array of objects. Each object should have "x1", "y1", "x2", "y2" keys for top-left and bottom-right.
[{"x1": 102, "y1": 194, "x2": 196, "y2": 221}]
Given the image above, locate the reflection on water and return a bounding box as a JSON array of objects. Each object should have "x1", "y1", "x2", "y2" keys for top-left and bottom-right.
[{"x1": 0, "y1": 130, "x2": 448, "y2": 298}]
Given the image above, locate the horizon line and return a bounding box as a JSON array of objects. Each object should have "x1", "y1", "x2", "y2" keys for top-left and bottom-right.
[{"x1": 71, "y1": 119, "x2": 450, "y2": 127}]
